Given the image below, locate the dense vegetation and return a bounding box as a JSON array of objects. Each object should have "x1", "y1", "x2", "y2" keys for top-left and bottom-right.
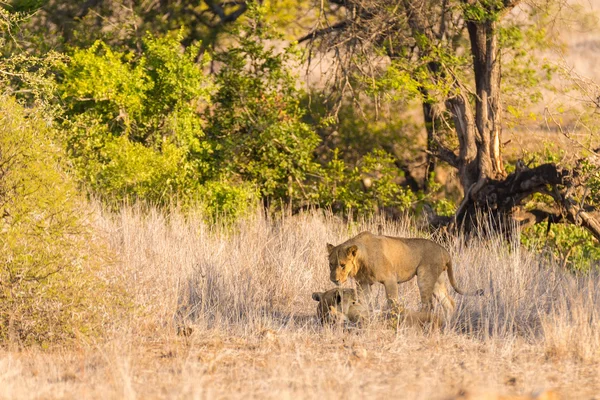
[{"x1": 1, "y1": 0, "x2": 600, "y2": 344}]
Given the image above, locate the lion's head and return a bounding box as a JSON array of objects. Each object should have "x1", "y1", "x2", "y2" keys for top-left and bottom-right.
[
  {"x1": 312, "y1": 288, "x2": 363, "y2": 325},
  {"x1": 326, "y1": 243, "x2": 359, "y2": 285}
]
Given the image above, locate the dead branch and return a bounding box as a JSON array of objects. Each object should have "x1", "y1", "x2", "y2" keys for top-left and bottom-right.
[{"x1": 298, "y1": 21, "x2": 350, "y2": 43}]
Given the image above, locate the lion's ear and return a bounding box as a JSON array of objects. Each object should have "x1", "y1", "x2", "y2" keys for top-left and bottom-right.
[
  {"x1": 346, "y1": 245, "x2": 358, "y2": 258},
  {"x1": 326, "y1": 243, "x2": 335, "y2": 254},
  {"x1": 312, "y1": 292, "x2": 323, "y2": 302}
]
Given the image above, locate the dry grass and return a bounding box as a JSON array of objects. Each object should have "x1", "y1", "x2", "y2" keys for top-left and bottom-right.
[{"x1": 1, "y1": 206, "x2": 599, "y2": 399}]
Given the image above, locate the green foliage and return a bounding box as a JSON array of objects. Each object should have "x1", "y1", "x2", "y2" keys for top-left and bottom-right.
[
  {"x1": 522, "y1": 223, "x2": 600, "y2": 272},
  {"x1": 206, "y1": 4, "x2": 321, "y2": 203},
  {"x1": 69, "y1": 125, "x2": 193, "y2": 203},
  {"x1": 198, "y1": 180, "x2": 259, "y2": 223},
  {"x1": 58, "y1": 6, "x2": 417, "y2": 218},
  {"x1": 430, "y1": 197, "x2": 457, "y2": 217},
  {"x1": 462, "y1": 1, "x2": 505, "y2": 22},
  {"x1": 368, "y1": 63, "x2": 421, "y2": 103},
  {"x1": 517, "y1": 145, "x2": 600, "y2": 272},
  {"x1": 58, "y1": 31, "x2": 216, "y2": 207},
  {"x1": 310, "y1": 98, "x2": 422, "y2": 166},
  {"x1": 0, "y1": 96, "x2": 124, "y2": 345},
  {"x1": 5, "y1": 0, "x2": 317, "y2": 56},
  {"x1": 4, "y1": 0, "x2": 46, "y2": 14},
  {"x1": 505, "y1": 142, "x2": 566, "y2": 175},
  {"x1": 500, "y1": 14, "x2": 557, "y2": 127},
  {"x1": 522, "y1": 142, "x2": 566, "y2": 166},
  {"x1": 373, "y1": 40, "x2": 469, "y2": 114},
  {"x1": 317, "y1": 149, "x2": 415, "y2": 213},
  {"x1": 579, "y1": 158, "x2": 600, "y2": 207},
  {"x1": 1, "y1": 7, "x2": 60, "y2": 115}
]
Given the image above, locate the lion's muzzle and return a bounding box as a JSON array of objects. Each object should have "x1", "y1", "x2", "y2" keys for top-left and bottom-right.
[{"x1": 330, "y1": 269, "x2": 348, "y2": 285}]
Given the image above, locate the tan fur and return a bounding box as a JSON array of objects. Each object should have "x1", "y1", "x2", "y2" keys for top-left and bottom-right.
[
  {"x1": 312, "y1": 288, "x2": 367, "y2": 325},
  {"x1": 312, "y1": 288, "x2": 444, "y2": 330},
  {"x1": 326, "y1": 231, "x2": 483, "y2": 314},
  {"x1": 394, "y1": 303, "x2": 444, "y2": 330}
]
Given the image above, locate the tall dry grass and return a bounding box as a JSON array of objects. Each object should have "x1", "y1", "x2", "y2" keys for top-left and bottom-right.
[{"x1": 1, "y1": 205, "x2": 599, "y2": 399}]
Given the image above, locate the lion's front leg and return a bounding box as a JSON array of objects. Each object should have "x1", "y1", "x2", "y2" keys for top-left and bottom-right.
[{"x1": 382, "y1": 280, "x2": 400, "y2": 311}]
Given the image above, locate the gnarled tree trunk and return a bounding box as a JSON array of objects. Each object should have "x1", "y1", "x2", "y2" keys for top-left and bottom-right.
[{"x1": 467, "y1": 18, "x2": 506, "y2": 182}]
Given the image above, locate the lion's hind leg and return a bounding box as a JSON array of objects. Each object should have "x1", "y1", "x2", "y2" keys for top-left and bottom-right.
[
  {"x1": 433, "y1": 276, "x2": 456, "y2": 319},
  {"x1": 416, "y1": 265, "x2": 439, "y2": 312}
]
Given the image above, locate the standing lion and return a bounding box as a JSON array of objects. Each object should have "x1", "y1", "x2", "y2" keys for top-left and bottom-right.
[{"x1": 326, "y1": 231, "x2": 483, "y2": 315}]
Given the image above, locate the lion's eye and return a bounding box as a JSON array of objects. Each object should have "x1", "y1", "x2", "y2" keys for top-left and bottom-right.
[{"x1": 340, "y1": 263, "x2": 346, "y2": 268}]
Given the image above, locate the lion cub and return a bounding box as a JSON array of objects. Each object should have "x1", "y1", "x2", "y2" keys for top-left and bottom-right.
[
  {"x1": 312, "y1": 288, "x2": 444, "y2": 330},
  {"x1": 312, "y1": 288, "x2": 367, "y2": 325}
]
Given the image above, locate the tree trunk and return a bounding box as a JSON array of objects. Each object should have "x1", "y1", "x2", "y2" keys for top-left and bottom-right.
[
  {"x1": 422, "y1": 99, "x2": 437, "y2": 192},
  {"x1": 446, "y1": 92, "x2": 479, "y2": 191},
  {"x1": 467, "y1": 19, "x2": 506, "y2": 185},
  {"x1": 446, "y1": 17, "x2": 509, "y2": 230}
]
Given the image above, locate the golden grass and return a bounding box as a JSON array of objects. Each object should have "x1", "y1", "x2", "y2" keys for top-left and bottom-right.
[{"x1": 1, "y1": 205, "x2": 599, "y2": 399}]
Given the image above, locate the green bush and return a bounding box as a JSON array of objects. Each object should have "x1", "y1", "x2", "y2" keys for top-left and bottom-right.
[
  {"x1": 522, "y1": 223, "x2": 600, "y2": 272},
  {"x1": 58, "y1": 31, "x2": 214, "y2": 206},
  {"x1": 518, "y1": 146, "x2": 600, "y2": 272},
  {"x1": 206, "y1": 4, "x2": 321, "y2": 204},
  {"x1": 0, "y1": 96, "x2": 124, "y2": 345},
  {"x1": 57, "y1": 7, "x2": 414, "y2": 218},
  {"x1": 58, "y1": 29, "x2": 262, "y2": 220},
  {"x1": 198, "y1": 180, "x2": 259, "y2": 223},
  {"x1": 317, "y1": 149, "x2": 415, "y2": 213}
]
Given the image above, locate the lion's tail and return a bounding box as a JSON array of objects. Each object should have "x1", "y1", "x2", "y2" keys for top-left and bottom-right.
[{"x1": 446, "y1": 260, "x2": 484, "y2": 296}]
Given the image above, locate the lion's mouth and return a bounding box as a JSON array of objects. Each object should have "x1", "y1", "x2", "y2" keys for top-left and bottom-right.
[{"x1": 336, "y1": 276, "x2": 347, "y2": 285}]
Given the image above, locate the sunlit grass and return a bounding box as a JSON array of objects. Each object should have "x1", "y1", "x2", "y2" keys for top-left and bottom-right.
[{"x1": 0, "y1": 205, "x2": 598, "y2": 399}]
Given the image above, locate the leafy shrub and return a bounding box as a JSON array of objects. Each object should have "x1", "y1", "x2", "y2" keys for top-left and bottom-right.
[
  {"x1": 58, "y1": 31, "x2": 215, "y2": 206},
  {"x1": 198, "y1": 180, "x2": 259, "y2": 223},
  {"x1": 522, "y1": 223, "x2": 600, "y2": 272},
  {"x1": 0, "y1": 96, "x2": 124, "y2": 345},
  {"x1": 58, "y1": 29, "x2": 263, "y2": 220},
  {"x1": 57, "y1": 6, "x2": 415, "y2": 218},
  {"x1": 205, "y1": 4, "x2": 321, "y2": 204},
  {"x1": 317, "y1": 149, "x2": 415, "y2": 213},
  {"x1": 518, "y1": 146, "x2": 600, "y2": 272}
]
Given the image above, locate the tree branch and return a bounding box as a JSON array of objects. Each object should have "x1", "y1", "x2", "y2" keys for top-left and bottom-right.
[
  {"x1": 562, "y1": 199, "x2": 600, "y2": 242},
  {"x1": 203, "y1": 0, "x2": 248, "y2": 24},
  {"x1": 298, "y1": 21, "x2": 349, "y2": 43},
  {"x1": 426, "y1": 143, "x2": 459, "y2": 168}
]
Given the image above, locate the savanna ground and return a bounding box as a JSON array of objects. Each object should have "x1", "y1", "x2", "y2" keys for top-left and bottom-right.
[{"x1": 1, "y1": 206, "x2": 598, "y2": 399}]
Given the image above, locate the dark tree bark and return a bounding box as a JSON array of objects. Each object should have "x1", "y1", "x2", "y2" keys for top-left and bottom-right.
[
  {"x1": 455, "y1": 160, "x2": 600, "y2": 241},
  {"x1": 420, "y1": 88, "x2": 439, "y2": 192},
  {"x1": 465, "y1": 15, "x2": 506, "y2": 181}
]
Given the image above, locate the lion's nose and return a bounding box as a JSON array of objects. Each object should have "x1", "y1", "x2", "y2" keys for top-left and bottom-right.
[{"x1": 332, "y1": 279, "x2": 340, "y2": 285}]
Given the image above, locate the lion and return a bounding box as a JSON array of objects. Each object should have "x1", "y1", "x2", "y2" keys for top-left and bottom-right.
[
  {"x1": 326, "y1": 231, "x2": 483, "y2": 315},
  {"x1": 311, "y1": 288, "x2": 367, "y2": 325},
  {"x1": 312, "y1": 287, "x2": 444, "y2": 330}
]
